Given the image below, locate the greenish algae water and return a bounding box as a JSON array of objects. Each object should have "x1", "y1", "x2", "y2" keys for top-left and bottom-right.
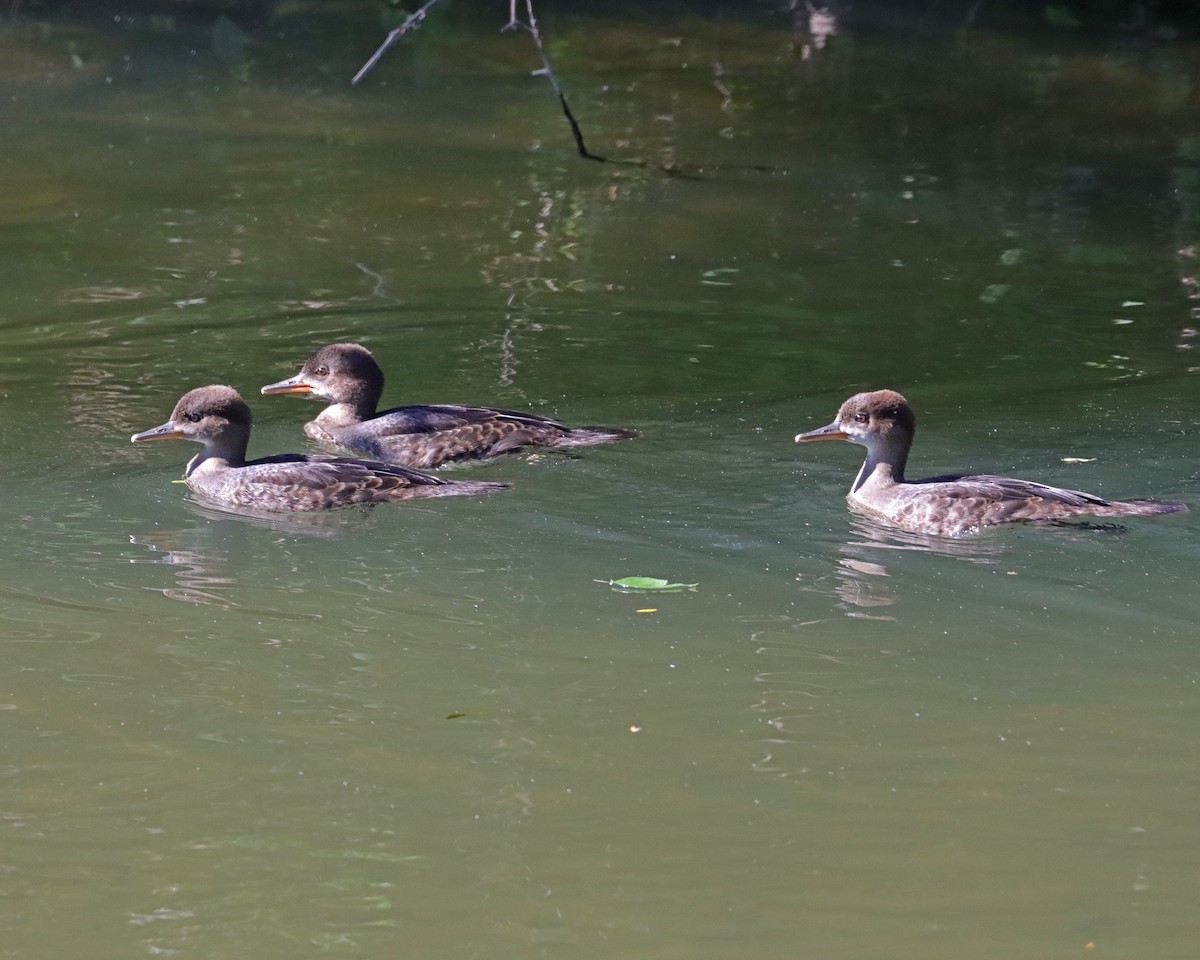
[{"x1": 1, "y1": 5, "x2": 1198, "y2": 958}]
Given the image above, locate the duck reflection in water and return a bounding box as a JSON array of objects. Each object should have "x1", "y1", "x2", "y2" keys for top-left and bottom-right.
[
  {"x1": 810, "y1": 516, "x2": 1008, "y2": 616},
  {"x1": 129, "y1": 495, "x2": 419, "y2": 606},
  {"x1": 129, "y1": 531, "x2": 235, "y2": 607}
]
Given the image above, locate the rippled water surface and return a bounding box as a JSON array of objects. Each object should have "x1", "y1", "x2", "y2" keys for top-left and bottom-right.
[{"x1": 2, "y1": 4, "x2": 1199, "y2": 958}]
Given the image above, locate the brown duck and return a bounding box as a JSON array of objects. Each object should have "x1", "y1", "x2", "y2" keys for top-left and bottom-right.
[
  {"x1": 260, "y1": 342, "x2": 637, "y2": 469},
  {"x1": 131, "y1": 385, "x2": 509, "y2": 512},
  {"x1": 795, "y1": 389, "x2": 1187, "y2": 537}
]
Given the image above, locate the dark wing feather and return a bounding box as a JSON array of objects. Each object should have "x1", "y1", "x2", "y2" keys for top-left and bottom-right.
[
  {"x1": 213, "y1": 454, "x2": 449, "y2": 509},
  {"x1": 905, "y1": 472, "x2": 1182, "y2": 529},
  {"x1": 247, "y1": 453, "x2": 448, "y2": 486},
  {"x1": 915, "y1": 473, "x2": 1112, "y2": 508},
  {"x1": 186, "y1": 453, "x2": 506, "y2": 511},
  {"x1": 310, "y1": 404, "x2": 632, "y2": 468},
  {"x1": 372, "y1": 404, "x2": 567, "y2": 435}
]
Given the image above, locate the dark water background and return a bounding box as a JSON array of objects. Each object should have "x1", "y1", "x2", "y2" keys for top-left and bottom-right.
[{"x1": 1, "y1": 3, "x2": 1198, "y2": 957}]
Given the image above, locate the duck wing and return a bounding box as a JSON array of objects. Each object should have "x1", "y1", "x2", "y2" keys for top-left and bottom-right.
[
  {"x1": 373, "y1": 404, "x2": 568, "y2": 434},
  {"x1": 338, "y1": 405, "x2": 574, "y2": 468},
  {"x1": 195, "y1": 454, "x2": 505, "y2": 510},
  {"x1": 912, "y1": 473, "x2": 1184, "y2": 527},
  {"x1": 315, "y1": 405, "x2": 635, "y2": 469}
]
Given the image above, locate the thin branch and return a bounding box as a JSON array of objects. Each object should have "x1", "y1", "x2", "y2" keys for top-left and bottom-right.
[
  {"x1": 511, "y1": 0, "x2": 728, "y2": 178},
  {"x1": 352, "y1": 0, "x2": 444, "y2": 86},
  {"x1": 516, "y1": 0, "x2": 608, "y2": 163},
  {"x1": 350, "y1": 0, "x2": 778, "y2": 179}
]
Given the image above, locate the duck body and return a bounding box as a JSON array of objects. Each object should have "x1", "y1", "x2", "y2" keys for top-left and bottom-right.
[
  {"x1": 301, "y1": 400, "x2": 616, "y2": 469},
  {"x1": 261, "y1": 343, "x2": 637, "y2": 469},
  {"x1": 132, "y1": 385, "x2": 509, "y2": 512},
  {"x1": 796, "y1": 389, "x2": 1186, "y2": 537}
]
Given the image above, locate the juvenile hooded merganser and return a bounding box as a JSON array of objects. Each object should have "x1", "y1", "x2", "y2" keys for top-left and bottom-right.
[
  {"x1": 131, "y1": 385, "x2": 509, "y2": 512},
  {"x1": 795, "y1": 389, "x2": 1187, "y2": 537},
  {"x1": 260, "y1": 343, "x2": 637, "y2": 469}
]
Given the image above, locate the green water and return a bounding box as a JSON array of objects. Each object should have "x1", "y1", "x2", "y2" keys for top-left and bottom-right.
[{"x1": 2, "y1": 5, "x2": 1198, "y2": 958}]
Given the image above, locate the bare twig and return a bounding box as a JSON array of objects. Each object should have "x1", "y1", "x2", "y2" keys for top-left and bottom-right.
[
  {"x1": 512, "y1": 0, "x2": 608, "y2": 163},
  {"x1": 511, "y1": 0, "x2": 771, "y2": 177},
  {"x1": 351, "y1": 0, "x2": 777, "y2": 179},
  {"x1": 352, "y1": 0, "x2": 444, "y2": 86}
]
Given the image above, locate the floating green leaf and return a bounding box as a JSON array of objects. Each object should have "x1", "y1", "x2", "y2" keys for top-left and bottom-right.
[{"x1": 596, "y1": 576, "x2": 699, "y2": 592}]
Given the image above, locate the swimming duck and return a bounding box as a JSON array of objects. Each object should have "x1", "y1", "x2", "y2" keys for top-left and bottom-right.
[
  {"x1": 795, "y1": 389, "x2": 1186, "y2": 537},
  {"x1": 131, "y1": 385, "x2": 509, "y2": 512},
  {"x1": 260, "y1": 342, "x2": 637, "y2": 469}
]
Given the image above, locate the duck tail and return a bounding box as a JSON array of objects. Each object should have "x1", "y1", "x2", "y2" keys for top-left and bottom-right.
[
  {"x1": 1092, "y1": 498, "x2": 1188, "y2": 517},
  {"x1": 417, "y1": 479, "x2": 512, "y2": 498},
  {"x1": 552, "y1": 425, "x2": 639, "y2": 447}
]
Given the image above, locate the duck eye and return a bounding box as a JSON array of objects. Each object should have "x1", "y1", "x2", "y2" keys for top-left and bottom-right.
[
  {"x1": 853, "y1": 412, "x2": 868, "y2": 424},
  {"x1": 314, "y1": 365, "x2": 329, "y2": 378},
  {"x1": 186, "y1": 412, "x2": 203, "y2": 423}
]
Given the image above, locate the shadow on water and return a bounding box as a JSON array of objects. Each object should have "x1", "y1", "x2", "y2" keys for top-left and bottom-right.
[{"x1": 182, "y1": 499, "x2": 388, "y2": 537}]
